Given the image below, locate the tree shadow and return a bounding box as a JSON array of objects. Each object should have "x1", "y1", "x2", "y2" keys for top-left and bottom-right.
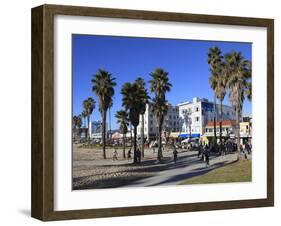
[{"x1": 146, "y1": 160, "x2": 231, "y2": 186}]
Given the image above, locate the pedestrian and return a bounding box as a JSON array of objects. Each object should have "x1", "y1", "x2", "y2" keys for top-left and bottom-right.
[
  {"x1": 221, "y1": 141, "x2": 226, "y2": 156},
  {"x1": 173, "y1": 147, "x2": 178, "y2": 163},
  {"x1": 245, "y1": 141, "x2": 250, "y2": 155},
  {"x1": 202, "y1": 144, "x2": 208, "y2": 161},
  {"x1": 113, "y1": 149, "x2": 118, "y2": 161},
  {"x1": 205, "y1": 150, "x2": 210, "y2": 167},
  {"x1": 127, "y1": 149, "x2": 131, "y2": 159},
  {"x1": 136, "y1": 147, "x2": 141, "y2": 163}
]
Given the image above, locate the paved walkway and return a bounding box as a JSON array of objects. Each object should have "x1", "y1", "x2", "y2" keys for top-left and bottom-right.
[{"x1": 121, "y1": 151, "x2": 238, "y2": 187}]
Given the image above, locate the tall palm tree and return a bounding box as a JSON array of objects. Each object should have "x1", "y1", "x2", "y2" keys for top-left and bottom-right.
[
  {"x1": 149, "y1": 68, "x2": 172, "y2": 162},
  {"x1": 225, "y1": 51, "x2": 251, "y2": 160},
  {"x1": 72, "y1": 115, "x2": 79, "y2": 130},
  {"x1": 83, "y1": 97, "x2": 96, "y2": 142},
  {"x1": 77, "y1": 114, "x2": 82, "y2": 129},
  {"x1": 216, "y1": 62, "x2": 228, "y2": 153},
  {"x1": 92, "y1": 69, "x2": 116, "y2": 159},
  {"x1": 81, "y1": 110, "x2": 87, "y2": 128},
  {"x1": 135, "y1": 77, "x2": 150, "y2": 157},
  {"x1": 246, "y1": 82, "x2": 252, "y2": 101},
  {"x1": 72, "y1": 115, "x2": 82, "y2": 139},
  {"x1": 150, "y1": 98, "x2": 169, "y2": 160},
  {"x1": 115, "y1": 110, "x2": 129, "y2": 159},
  {"x1": 208, "y1": 47, "x2": 223, "y2": 145},
  {"x1": 121, "y1": 82, "x2": 143, "y2": 164}
]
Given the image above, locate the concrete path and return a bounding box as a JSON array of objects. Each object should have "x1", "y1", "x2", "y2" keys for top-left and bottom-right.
[{"x1": 122, "y1": 151, "x2": 238, "y2": 187}]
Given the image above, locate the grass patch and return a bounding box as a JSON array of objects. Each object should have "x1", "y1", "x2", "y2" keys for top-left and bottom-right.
[{"x1": 180, "y1": 159, "x2": 252, "y2": 185}]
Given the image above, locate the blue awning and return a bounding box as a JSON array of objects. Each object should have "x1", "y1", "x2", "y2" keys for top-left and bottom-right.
[{"x1": 178, "y1": 133, "x2": 200, "y2": 138}]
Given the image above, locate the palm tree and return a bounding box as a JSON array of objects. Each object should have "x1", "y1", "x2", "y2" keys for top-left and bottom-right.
[
  {"x1": 92, "y1": 69, "x2": 116, "y2": 159},
  {"x1": 135, "y1": 77, "x2": 150, "y2": 157},
  {"x1": 83, "y1": 97, "x2": 96, "y2": 142},
  {"x1": 72, "y1": 115, "x2": 82, "y2": 139},
  {"x1": 208, "y1": 47, "x2": 223, "y2": 145},
  {"x1": 81, "y1": 110, "x2": 87, "y2": 128},
  {"x1": 150, "y1": 98, "x2": 169, "y2": 160},
  {"x1": 246, "y1": 82, "x2": 252, "y2": 101},
  {"x1": 149, "y1": 68, "x2": 172, "y2": 162},
  {"x1": 115, "y1": 110, "x2": 129, "y2": 159},
  {"x1": 121, "y1": 82, "x2": 143, "y2": 164},
  {"x1": 216, "y1": 62, "x2": 228, "y2": 153},
  {"x1": 77, "y1": 114, "x2": 82, "y2": 129},
  {"x1": 72, "y1": 115, "x2": 79, "y2": 130},
  {"x1": 225, "y1": 51, "x2": 251, "y2": 160}
]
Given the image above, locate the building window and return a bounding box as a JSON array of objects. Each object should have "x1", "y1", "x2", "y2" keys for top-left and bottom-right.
[
  {"x1": 196, "y1": 107, "x2": 199, "y2": 112},
  {"x1": 196, "y1": 117, "x2": 199, "y2": 122}
]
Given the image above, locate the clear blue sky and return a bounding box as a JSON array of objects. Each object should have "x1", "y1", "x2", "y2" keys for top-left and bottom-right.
[{"x1": 72, "y1": 34, "x2": 252, "y2": 130}]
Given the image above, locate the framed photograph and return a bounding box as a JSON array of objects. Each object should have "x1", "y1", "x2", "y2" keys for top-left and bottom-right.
[{"x1": 31, "y1": 4, "x2": 274, "y2": 221}]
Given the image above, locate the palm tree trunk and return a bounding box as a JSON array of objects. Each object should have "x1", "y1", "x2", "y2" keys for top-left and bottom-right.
[
  {"x1": 141, "y1": 114, "x2": 145, "y2": 157},
  {"x1": 219, "y1": 99, "x2": 223, "y2": 154},
  {"x1": 213, "y1": 94, "x2": 217, "y2": 144},
  {"x1": 130, "y1": 124, "x2": 133, "y2": 148},
  {"x1": 236, "y1": 109, "x2": 241, "y2": 160},
  {"x1": 123, "y1": 133, "x2": 126, "y2": 159},
  {"x1": 158, "y1": 118, "x2": 163, "y2": 162},
  {"x1": 189, "y1": 118, "x2": 192, "y2": 139},
  {"x1": 102, "y1": 110, "x2": 107, "y2": 159},
  {"x1": 87, "y1": 115, "x2": 90, "y2": 143},
  {"x1": 133, "y1": 126, "x2": 138, "y2": 163}
]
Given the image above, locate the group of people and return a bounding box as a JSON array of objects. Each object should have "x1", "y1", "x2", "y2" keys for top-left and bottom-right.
[
  {"x1": 197, "y1": 144, "x2": 210, "y2": 167},
  {"x1": 172, "y1": 144, "x2": 210, "y2": 167},
  {"x1": 112, "y1": 146, "x2": 142, "y2": 163}
]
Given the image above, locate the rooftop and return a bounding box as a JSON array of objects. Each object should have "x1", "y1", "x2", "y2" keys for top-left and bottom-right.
[{"x1": 206, "y1": 120, "x2": 236, "y2": 127}]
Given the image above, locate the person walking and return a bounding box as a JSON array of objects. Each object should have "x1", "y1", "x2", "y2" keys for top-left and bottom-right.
[
  {"x1": 136, "y1": 147, "x2": 141, "y2": 163},
  {"x1": 112, "y1": 148, "x2": 118, "y2": 161},
  {"x1": 173, "y1": 147, "x2": 178, "y2": 163},
  {"x1": 202, "y1": 144, "x2": 209, "y2": 161},
  {"x1": 245, "y1": 141, "x2": 251, "y2": 155},
  {"x1": 205, "y1": 149, "x2": 210, "y2": 167},
  {"x1": 127, "y1": 148, "x2": 132, "y2": 160}
]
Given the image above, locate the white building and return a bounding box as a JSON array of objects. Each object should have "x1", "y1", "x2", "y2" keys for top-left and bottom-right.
[
  {"x1": 137, "y1": 103, "x2": 180, "y2": 142},
  {"x1": 89, "y1": 120, "x2": 104, "y2": 139},
  {"x1": 178, "y1": 97, "x2": 235, "y2": 139}
]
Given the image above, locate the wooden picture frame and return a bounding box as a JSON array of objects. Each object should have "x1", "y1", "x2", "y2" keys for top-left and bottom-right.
[{"x1": 31, "y1": 4, "x2": 274, "y2": 221}]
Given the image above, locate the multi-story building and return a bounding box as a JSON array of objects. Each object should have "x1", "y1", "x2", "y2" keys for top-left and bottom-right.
[
  {"x1": 136, "y1": 103, "x2": 180, "y2": 142},
  {"x1": 89, "y1": 120, "x2": 104, "y2": 139},
  {"x1": 178, "y1": 97, "x2": 235, "y2": 139}
]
